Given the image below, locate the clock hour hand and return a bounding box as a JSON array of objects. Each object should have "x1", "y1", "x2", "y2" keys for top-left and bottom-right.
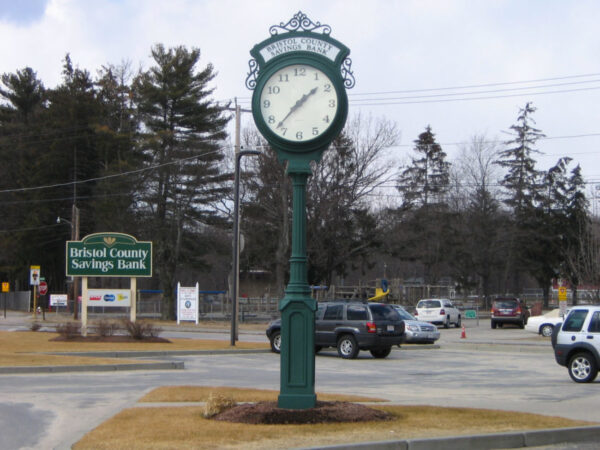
[{"x1": 276, "y1": 87, "x2": 318, "y2": 129}]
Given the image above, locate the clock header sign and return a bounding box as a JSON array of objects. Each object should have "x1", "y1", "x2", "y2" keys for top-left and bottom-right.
[{"x1": 247, "y1": 11, "x2": 354, "y2": 159}]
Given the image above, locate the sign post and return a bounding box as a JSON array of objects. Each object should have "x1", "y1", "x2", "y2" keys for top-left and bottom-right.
[
  {"x1": 248, "y1": 11, "x2": 353, "y2": 409},
  {"x1": 30, "y1": 265, "x2": 40, "y2": 316}
]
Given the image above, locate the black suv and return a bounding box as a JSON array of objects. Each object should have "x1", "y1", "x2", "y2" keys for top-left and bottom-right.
[{"x1": 266, "y1": 301, "x2": 405, "y2": 359}]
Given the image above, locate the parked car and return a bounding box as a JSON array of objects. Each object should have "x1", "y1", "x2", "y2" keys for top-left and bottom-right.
[
  {"x1": 553, "y1": 306, "x2": 600, "y2": 383},
  {"x1": 265, "y1": 301, "x2": 405, "y2": 359},
  {"x1": 491, "y1": 297, "x2": 530, "y2": 329},
  {"x1": 391, "y1": 304, "x2": 440, "y2": 344},
  {"x1": 525, "y1": 308, "x2": 569, "y2": 337},
  {"x1": 414, "y1": 298, "x2": 461, "y2": 328}
]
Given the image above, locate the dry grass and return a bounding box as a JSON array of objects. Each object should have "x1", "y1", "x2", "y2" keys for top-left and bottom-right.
[
  {"x1": 0, "y1": 331, "x2": 267, "y2": 367},
  {"x1": 74, "y1": 392, "x2": 596, "y2": 450},
  {"x1": 139, "y1": 386, "x2": 387, "y2": 403}
]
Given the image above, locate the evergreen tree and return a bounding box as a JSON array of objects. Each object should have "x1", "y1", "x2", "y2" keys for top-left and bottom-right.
[
  {"x1": 397, "y1": 125, "x2": 450, "y2": 209},
  {"x1": 496, "y1": 102, "x2": 545, "y2": 292},
  {"x1": 133, "y1": 44, "x2": 230, "y2": 319}
]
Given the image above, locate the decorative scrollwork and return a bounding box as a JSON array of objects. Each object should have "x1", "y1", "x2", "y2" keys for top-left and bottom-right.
[
  {"x1": 245, "y1": 58, "x2": 259, "y2": 90},
  {"x1": 269, "y1": 11, "x2": 331, "y2": 35},
  {"x1": 341, "y1": 58, "x2": 355, "y2": 89}
]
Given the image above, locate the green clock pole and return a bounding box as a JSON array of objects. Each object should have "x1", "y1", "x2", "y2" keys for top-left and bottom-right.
[
  {"x1": 247, "y1": 11, "x2": 354, "y2": 410},
  {"x1": 278, "y1": 165, "x2": 316, "y2": 409}
]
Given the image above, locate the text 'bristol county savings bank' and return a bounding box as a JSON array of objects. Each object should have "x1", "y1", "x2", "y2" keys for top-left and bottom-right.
[{"x1": 66, "y1": 233, "x2": 152, "y2": 277}]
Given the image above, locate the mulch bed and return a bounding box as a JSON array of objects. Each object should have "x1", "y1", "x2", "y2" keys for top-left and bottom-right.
[
  {"x1": 213, "y1": 401, "x2": 392, "y2": 425},
  {"x1": 49, "y1": 335, "x2": 171, "y2": 343}
]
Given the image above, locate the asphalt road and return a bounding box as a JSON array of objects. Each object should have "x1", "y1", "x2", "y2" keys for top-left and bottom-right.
[{"x1": 1, "y1": 316, "x2": 599, "y2": 449}]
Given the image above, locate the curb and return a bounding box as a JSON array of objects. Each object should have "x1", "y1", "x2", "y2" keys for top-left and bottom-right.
[
  {"x1": 306, "y1": 425, "x2": 600, "y2": 449},
  {"x1": 44, "y1": 348, "x2": 271, "y2": 358},
  {"x1": 0, "y1": 361, "x2": 184, "y2": 374}
]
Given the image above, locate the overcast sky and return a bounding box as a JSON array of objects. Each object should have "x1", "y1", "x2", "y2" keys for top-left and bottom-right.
[{"x1": 2, "y1": 0, "x2": 600, "y2": 198}]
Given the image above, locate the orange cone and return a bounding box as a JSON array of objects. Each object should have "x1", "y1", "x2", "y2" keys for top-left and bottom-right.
[{"x1": 461, "y1": 325, "x2": 466, "y2": 339}]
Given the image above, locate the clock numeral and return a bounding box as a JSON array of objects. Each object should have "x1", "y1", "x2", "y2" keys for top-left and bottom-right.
[
  {"x1": 314, "y1": 72, "x2": 319, "y2": 81},
  {"x1": 329, "y1": 99, "x2": 336, "y2": 108},
  {"x1": 278, "y1": 74, "x2": 289, "y2": 82},
  {"x1": 281, "y1": 128, "x2": 287, "y2": 136},
  {"x1": 324, "y1": 84, "x2": 331, "y2": 92},
  {"x1": 312, "y1": 127, "x2": 319, "y2": 136},
  {"x1": 294, "y1": 68, "x2": 306, "y2": 76},
  {"x1": 263, "y1": 100, "x2": 270, "y2": 108},
  {"x1": 268, "y1": 86, "x2": 280, "y2": 94},
  {"x1": 296, "y1": 131, "x2": 303, "y2": 140},
  {"x1": 268, "y1": 115, "x2": 275, "y2": 124},
  {"x1": 323, "y1": 115, "x2": 330, "y2": 123}
]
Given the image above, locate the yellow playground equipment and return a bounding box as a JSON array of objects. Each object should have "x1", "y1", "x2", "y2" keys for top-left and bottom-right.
[{"x1": 368, "y1": 279, "x2": 389, "y2": 301}]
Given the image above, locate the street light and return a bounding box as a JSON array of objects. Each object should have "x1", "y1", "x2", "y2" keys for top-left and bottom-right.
[
  {"x1": 57, "y1": 207, "x2": 80, "y2": 319},
  {"x1": 231, "y1": 149, "x2": 261, "y2": 346}
]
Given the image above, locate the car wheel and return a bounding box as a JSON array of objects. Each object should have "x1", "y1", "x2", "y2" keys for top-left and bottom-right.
[
  {"x1": 491, "y1": 321, "x2": 497, "y2": 329},
  {"x1": 540, "y1": 324, "x2": 554, "y2": 337},
  {"x1": 455, "y1": 315, "x2": 461, "y2": 328},
  {"x1": 498, "y1": 323, "x2": 503, "y2": 328},
  {"x1": 443, "y1": 316, "x2": 450, "y2": 329},
  {"x1": 370, "y1": 347, "x2": 392, "y2": 359},
  {"x1": 315, "y1": 346, "x2": 322, "y2": 353},
  {"x1": 568, "y1": 352, "x2": 598, "y2": 383},
  {"x1": 337, "y1": 334, "x2": 359, "y2": 359},
  {"x1": 269, "y1": 331, "x2": 281, "y2": 353}
]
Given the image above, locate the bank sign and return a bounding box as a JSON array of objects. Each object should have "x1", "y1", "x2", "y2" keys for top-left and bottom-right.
[{"x1": 66, "y1": 233, "x2": 152, "y2": 277}]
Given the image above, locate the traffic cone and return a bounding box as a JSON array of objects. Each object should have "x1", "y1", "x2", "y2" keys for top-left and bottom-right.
[{"x1": 461, "y1": 325, "x2": 466, "y2": 339}]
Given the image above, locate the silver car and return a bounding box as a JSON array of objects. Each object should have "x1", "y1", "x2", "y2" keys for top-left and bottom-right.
[{"x1": 392, "y1": 305, "x2": 440, "y2": 344}]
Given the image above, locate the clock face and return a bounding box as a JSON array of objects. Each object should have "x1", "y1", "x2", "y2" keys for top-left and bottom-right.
[{"x1": 259, "y1": 64, "x2": 339, "y2": 142}]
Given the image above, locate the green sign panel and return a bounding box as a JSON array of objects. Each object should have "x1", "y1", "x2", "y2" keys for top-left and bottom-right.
[
  {"x1": 465, "y1": 309, "x2": 477, "y2": 319},
  {"x1": 66, "y1": 233, "x2": 152, "y2": 277}
]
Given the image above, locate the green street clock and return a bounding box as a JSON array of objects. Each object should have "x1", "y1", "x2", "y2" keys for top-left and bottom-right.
[{"x1": 247, "y1": 11, "x2": 354, "y2": 410}]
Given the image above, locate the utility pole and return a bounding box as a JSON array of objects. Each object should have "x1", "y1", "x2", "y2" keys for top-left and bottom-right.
[
  {"x1": 72, "y1": 204, "x2": 80, "y2": 319},
  {"x1": 225, "y1": 99, "x2": 253, "y2": 345}
]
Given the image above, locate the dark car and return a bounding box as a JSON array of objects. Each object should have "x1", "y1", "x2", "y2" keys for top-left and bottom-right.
[
  {"x1": 491, "y1": 297, "x2": 530, "y2": 329},
  {"x1": 265, "y1": 301, "x2": 405, "y2": 359}
]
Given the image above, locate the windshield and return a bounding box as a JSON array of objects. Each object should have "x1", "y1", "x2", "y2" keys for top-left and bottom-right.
[
  {"x1": 418, "y1": 300, "x2": 441, "y2": 308},
  {"x1": 369, "y1": 304, "x2": 400, "y2": 321},
  {"x1": 393, "y1": 306, "x2": 415, "y2": 320}
]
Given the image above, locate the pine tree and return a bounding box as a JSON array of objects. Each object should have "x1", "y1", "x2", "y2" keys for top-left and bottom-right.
[{"x1": 134, "y1": 44, "x2": 230, "y2": 319}]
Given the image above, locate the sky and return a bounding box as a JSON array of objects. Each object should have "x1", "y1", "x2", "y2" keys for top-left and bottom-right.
[{"x1": 2, "y1": 0, "x2": 600, "y2": 202}]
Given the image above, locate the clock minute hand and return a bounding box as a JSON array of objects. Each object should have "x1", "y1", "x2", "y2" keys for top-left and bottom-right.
[{"x1": 276, "y1": 87, "x2": 318, "y2": 129}]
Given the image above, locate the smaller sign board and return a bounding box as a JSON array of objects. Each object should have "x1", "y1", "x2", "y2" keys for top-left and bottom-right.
[
  {"x1": 30, "y1": 266, "x2": 40, "y2": 286},
  {"x1": 465, "y1": 310, "x2": 477, "y2": 319},
  {"x1": 86, "y1": 289, "x2": 131, "y2": 307},
  {"x1": 558, "y1": 286, "x2": 568, "y2": 301},
  {"x1": 39, "y1": 281, "x2": 48, "y2": 295},
  {"x1": 177, "y1": 282, "x2": 199, "y2": 324},
  {"x1": 50, "y1": 294, "x2": 68, "y2": 307},
  {"x1": 1, "y1": 282, "x2": 8, "y2": 293}
]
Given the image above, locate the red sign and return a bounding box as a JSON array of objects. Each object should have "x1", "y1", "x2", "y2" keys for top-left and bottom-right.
[{"x1": 39, "y1": 281, "x2": 48, "y2": 295}]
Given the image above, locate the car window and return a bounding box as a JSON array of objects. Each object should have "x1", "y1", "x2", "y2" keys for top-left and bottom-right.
[
  {"x1": 346, "y1": 305, "x2": 368, "y2": 321},
  {"x1": 494, "y1": 300, "x2": 517, "y2": 308},
  {"x1": 394, "y1": 307, "x2": 414, "y2": 320},
  {"x1": 588, "y1": 311, "x2": 600, "y2": 333},
  {"x1": 562, "y1": 309, "x2": 588, "y2": 332},
  {"x1": 316, "y1": 303, "x2": 326, "y2": 319},
  {"x1": 323, "y1": 304, "x2": 343, "y2": 320},
  {"x1": 369, "y1": 304, "x2": 400, "y2": 321},
  {"x1": 418, "y1": 300, "x2": 441, "y2": 308}
]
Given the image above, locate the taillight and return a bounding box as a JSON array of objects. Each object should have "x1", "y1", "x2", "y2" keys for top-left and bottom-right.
[
  {"x1": 492, "y1": 307, "x2": 498, "y2": 315},
  {"x1": 414, "y1": 310, "x2": 418, "y2": 316},
  {"x1": 367, "y1": 322, "x2": 377, "y2": 333},
  {"x1": 440, "y1": 309, "x2": 445, "y2": 315},
  {"x1": 515, "y1": 307, "x2": 521, "y2": 314}
]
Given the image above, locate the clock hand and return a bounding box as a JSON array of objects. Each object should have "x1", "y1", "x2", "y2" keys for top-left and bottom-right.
[{"x1": 276, "y1": 87, "x2": 318, "y2": 129}]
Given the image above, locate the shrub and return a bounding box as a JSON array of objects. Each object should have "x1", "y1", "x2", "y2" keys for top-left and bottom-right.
[
  {"x1": 121, "y1": 319, "x2": 162, "y2": 340},
  {"x1": 30, "y1": 322, "x2": 41, "y2": 332},
  {"x1": 56, "y1": 322, "x2": 80, "y2": 339},
  {"x1": 202, "y1": 392, "x2": 237, "y2": 418},
  {"x1": 94, "y1": 319, "x2": 119, "y2": 337}
]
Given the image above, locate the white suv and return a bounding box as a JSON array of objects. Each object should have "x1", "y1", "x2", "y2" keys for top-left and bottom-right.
[
  {"x1": 415, "y1": 298, "x2": 461, "y2": 329},
  {"x1": 553, "y1": 306, "x2": 600, "y2": 383}
]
